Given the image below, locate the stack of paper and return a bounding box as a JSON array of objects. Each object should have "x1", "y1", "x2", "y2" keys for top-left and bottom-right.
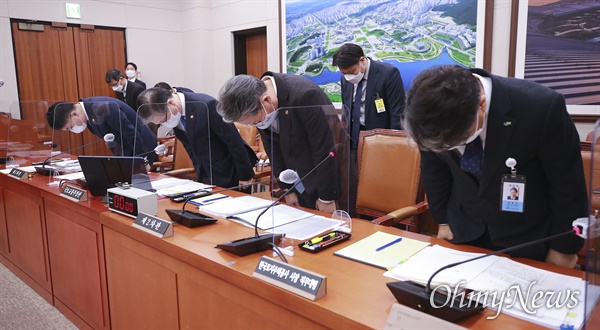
[
  {"x1": 152, "y1": 178, "x2": 213, "y2": 197},
  {"x1": 333, "y1": 231, "x2": 430, "y2": 270},
  {"x1": 384, "y1": 244, "x2": 598, "y2": 329},
  {"x1": 198, "y1": 195, "x2": 273, "y2": 218}
]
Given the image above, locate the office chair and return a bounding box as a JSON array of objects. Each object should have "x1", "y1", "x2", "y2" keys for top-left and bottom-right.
[{"x1": 355, "y1": 129, "x2": 427, "y2": 232}]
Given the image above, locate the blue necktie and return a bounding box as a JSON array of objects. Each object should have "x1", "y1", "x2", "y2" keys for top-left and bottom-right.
[
  {"x1": 180, "y1": 116, "x2": 187, "y2": 130},
  {"x1": 351, "y1": 79, "x2": 363, "y2": 150},
  {"x1": 460, "y1": 136, "x2": 483, "y2": 180}
]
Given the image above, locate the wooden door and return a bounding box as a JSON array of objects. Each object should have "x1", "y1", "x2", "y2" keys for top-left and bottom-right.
[
  {"x1": 246, "y1": 33, "x2": 267, "y2": 78},
  {"x1": 11, "y1": 20, "x2": 126, "y2": 156}
]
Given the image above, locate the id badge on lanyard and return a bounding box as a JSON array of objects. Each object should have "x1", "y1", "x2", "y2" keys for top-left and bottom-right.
[{"x1": 500, "y1": 157, "x2": 526, "y2": 213}]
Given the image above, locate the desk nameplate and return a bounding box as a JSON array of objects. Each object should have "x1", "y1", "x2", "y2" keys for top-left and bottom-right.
[
  {"x1": 132, "y1": 212, "x2": 174, "y2": 238},
  {"x1": 7, "y1": 168, "x2": 27, "y2": 180},
  {"x1": 60, "y1": 185, "x2": 88, "y2": 202},
  {"x1": 253, "y1": 256, "x2": 326, "y2": 301}
]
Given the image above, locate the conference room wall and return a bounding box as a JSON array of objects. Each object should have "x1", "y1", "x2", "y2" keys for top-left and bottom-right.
[{"x1": 0, "y1": 1, "x2": 594, "y2": 138}]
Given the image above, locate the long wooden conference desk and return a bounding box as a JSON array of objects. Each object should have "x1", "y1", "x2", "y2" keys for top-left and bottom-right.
[{"x1": 0, "y1": 172, "x2": 593, "y2": 329}]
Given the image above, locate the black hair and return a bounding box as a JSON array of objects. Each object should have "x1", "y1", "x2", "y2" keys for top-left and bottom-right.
[
  {"x1": 105, "y1": 68, "x2": 124, "y2": 83},
  {"x1": 125, "y1": 62, "x2": 138, "y2": 70},
  {"x1": 332, "y1": 43, "x2": 365, "y2": 68},
  {"x1": 46, "y1": 102, "x2": 75, "y2": 129}
]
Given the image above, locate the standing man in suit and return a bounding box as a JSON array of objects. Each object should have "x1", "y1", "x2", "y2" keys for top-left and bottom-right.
[
  {"x1": 217, "y1": 72, "x2": 353, "y2": 213},
  {"x1": 333, "y1": 43, "x2": 405, "y2": 151},
  {"x1": 403, "y1": 65, "x2": 587, "y2": 268},
  {"x1": 46, "y1": 97, "x2": 158, "y2": 163},
  {"x1": 137, "y1": 87, "x2": 257, "y2": 188},
  {"x1": 105, "y1": 68, "x2": 145, "y2": 112},
  {"x1": 125, "y1": 62, "x2": 147, "y2": 89}
]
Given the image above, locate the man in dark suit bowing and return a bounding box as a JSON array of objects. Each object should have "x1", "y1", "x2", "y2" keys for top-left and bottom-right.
[
  {"x1": 136, "y1": 87, "x2": 257, "y2": 188},
  {"x1": 403, "y1": 65, "x2": 587, "y2": 268},
  {"x1": 333, "y1": 43, "x2": 405, "y2": 152},
  {"x1": 105, "y1": 68, "x2": 145, "y2": 112},
  {"x1": 46, "y1": 97, "x2": 158, "y2": 163},
  {"x1": 217, "y1": 72, "x2": 355, "y2": 214}
]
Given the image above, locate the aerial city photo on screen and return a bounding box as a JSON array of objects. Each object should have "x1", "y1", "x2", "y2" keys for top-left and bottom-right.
[{"x1": 285, "y1": 0, "x2": 479, "y2": 102}]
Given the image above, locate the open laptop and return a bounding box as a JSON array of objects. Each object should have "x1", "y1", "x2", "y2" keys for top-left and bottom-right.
[{"x1": 78, "y1": 156, "x2": 153, "y2": 196}]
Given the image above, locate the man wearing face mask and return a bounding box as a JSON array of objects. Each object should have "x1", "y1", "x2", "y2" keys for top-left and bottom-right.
[
  {"x1": 333, "y1": 43, "x2": 405, "y2": 152},
  {"x1": 136, "y1": 87, "x2": 257, "y2": 188},
  {"x1": 403, "y1": 65, "x2": 587, "y2": 268},
  {"x1": 45, "y1": 97, "x2": 158, "y2": 162},
  {"x1": 217, "y1": 72, "x2": 348, "y2": 214},
  {"x1": 125, "y1": 62, "x2": 146, "y2": 89},
  {"x1": 105, "y1": 68, "x2": 145, "y2": 112}
]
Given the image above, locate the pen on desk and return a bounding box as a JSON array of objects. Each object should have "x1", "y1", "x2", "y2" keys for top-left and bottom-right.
[
  {"x1": 202, "y1": 195, "x2": 229, "y2": 204},
  {"x1": 375, "y1": 237, "x2": 402, "y2": 252},
  {"x1": 310, "y1": 232, "x2": 336, "y2": 244}
]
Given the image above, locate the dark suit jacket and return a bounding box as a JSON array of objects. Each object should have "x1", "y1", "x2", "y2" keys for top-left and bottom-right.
[
  {"x1": 340, "y1": 59, "x2": 404, "y2": 131},
  {"x1": 130, "y1": 79, "x2": 146, "y2": 89},
  {"x1": 81, "y1": 97, "x2": 157, "y2": 162},
  {"x1": 420, "y1": 69, "x2": 586, "y2": 260},
  {"x1": 172, "y1": 93, "x2": 256, "y2": 187},
  {"x1": 259, "y1": 72, "x2": 343, "y2": 208},
  {"x1": 116, "y1": 80, "x2": 145, "y2": 112}
]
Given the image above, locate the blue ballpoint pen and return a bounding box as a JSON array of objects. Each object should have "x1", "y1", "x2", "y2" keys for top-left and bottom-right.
[
  {"x1": 375, "y1": 237, "x2": 402, "y2": 252},
  {"x1": 202, "y1": 195, "x2": 229, "y2": 204}
]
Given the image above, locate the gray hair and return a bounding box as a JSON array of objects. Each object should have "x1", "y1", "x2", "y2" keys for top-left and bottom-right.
[
  {"x1": 216, "y1": 74, "x2": 265, "y2": 123},
  {"x1": 136, "y1": 87, "x2": 172, "y2": 125}
]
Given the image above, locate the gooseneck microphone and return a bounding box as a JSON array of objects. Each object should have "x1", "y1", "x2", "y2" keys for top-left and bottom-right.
[
  {"x1": 216, "y1": 147, "x2": 337, "y2": 256},
  {"x1": 386, "y1": 223, "x2": 588, "y2": 322},
  {"x1": 165, "y1": 180, "x2": 272, "y2": 227},
  {"x1": 34, "y1": 134, "x2": 113, "y2": 176}
]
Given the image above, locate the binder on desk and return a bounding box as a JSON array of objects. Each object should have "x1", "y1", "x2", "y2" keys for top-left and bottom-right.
[{"x1": 334, "y1": 231, "x2": 430, "y2": 270}]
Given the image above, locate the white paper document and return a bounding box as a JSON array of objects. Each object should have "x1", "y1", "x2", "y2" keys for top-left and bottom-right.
[
  {"x1": 384, "y1": 244, "x2": 595, "y2": 329},
  {"x1": 153, "y1": 178, "x2": 213, "y2": 196},
  {"x1": 229, "y1": 204, "x2": 314, "y2": 230},
  {"x1": 269, "y1": 215, "x2": 342, "y2": 241},
  {"x1": 198, "y1": 195, "x2": 273, "y2": 218}
]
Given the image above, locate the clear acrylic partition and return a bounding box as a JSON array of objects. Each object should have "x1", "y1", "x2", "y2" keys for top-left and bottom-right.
[
  {"x1": 3, "y1": 101, "x2": 56, "y2": 179},
  {"x1": 264, "y1": 105, "x2": 355, "y2": 254},
  {"x1": 48, "y1": 100, "x2": 130, "y2": 186},
  {"x1": 585, "y1": 119, "x2": 600, "y2": 328},
  {"x1": 135, "y1": 100, "x2": 216, "y2": 193}
]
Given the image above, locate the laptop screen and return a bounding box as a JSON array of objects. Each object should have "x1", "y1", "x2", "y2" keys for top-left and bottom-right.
[{"x1": 78, "y1": 156, "x2": 152, "y2": 196}]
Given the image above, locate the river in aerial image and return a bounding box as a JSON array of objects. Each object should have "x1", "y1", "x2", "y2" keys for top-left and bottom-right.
[{"x1": 300, "y1": 50, "x2": 464, "y2": 91}]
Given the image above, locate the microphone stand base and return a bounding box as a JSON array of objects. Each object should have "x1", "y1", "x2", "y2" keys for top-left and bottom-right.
[
  {"x1": 165, "y1": 209, "x2": 217, "y2": 228},
  {"x1": 216, "y1": 233, "x2": 285, "y2": 256},
  {"x1": 34, "y1": 166, "x2": 64, "y2": 176},
  {"x1": 387, "y1": 281, "x2": 483, "y2": 322}
]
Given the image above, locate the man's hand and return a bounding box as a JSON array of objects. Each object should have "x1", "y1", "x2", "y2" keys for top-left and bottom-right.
[
  {"x1": 437, "y1": 225, "x2": 454, "y2": 240},
  {"x1": 545, "y1": 248, "x2": 578, "y2": 268},
  {"x1": 316, "y1": 200, "x2": 337, "y2": 213},
  {"x1": 238, "y1": 178, "x2": 255, "y2": 189},
  {"x1": 284, "y1": 192, "x2": 300, "y2": 206}
]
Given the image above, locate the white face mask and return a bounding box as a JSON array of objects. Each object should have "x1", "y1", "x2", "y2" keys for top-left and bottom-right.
[
  {"x1": 69, "y1": 116, "x2": 87, "y2": 134},
  {"x1": 112, "y1": 83, "x2": 124, "y2": 93},
  {"x1": 344, "y1": 71, "x2": 364, "y2": 85},
  {"x1": 255, "y1": 102, "x2": 278, "y2": 130},
  {"x1": 125, "y1": 70, "x2": 136, "y2": 79},
  {"x1": 162, "y1": 104, "x2": 182, "y2": 128}
]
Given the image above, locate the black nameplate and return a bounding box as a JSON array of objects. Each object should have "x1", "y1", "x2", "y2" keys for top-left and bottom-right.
[
  {"x1": 8, "y1": 168, "x2": 27, "y2": 180},
  {"x1": 253, "y1": 256, "x2": 326, "y2": 300},
  {"x1": 132, "y1": 212, "x2": 173, "y2": 238},
  {"x1": 60, "y1": 185, "x2": 88, "y2": 202}
]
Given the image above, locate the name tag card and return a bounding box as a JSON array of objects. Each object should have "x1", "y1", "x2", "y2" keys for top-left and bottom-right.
[
  {"x1": 132, "y1": 212, "x2": 173, "y2": 238},
  {"x1": 7, "y1": 168, "x2": 27, "y2": 180},
  {"x1": 60, "y1": 185, "x2": 88, "y2": 202},
  {"x1": 253, "y1": 256, "x2": 326, "y2": 301}
]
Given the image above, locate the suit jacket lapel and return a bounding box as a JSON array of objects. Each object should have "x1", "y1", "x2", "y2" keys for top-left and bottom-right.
[
  {"x1": 364, "y1": 59, "x2": 380, "y2": 116},
  {"x1": 479, "y1": 73, "x2": 516, "y2": 192}
]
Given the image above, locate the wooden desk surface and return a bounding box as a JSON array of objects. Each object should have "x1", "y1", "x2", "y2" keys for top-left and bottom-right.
[{"x1": 100, "y1": 190, "x2": 587, "y2": 329}]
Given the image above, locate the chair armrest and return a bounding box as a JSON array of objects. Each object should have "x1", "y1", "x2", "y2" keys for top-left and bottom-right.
[{"x1": 371, "y1": 201, "x2": 429, "y2": 226}]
